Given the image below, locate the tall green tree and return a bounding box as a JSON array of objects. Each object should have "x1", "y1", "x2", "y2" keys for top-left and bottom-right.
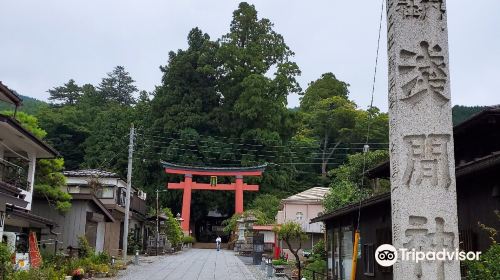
[
  {"x1": 82, "y1": 105, "x2": 134, "y2": 177},
  {"x1": 217, "y1": 2, "x2": 301, "y2": 137},
  {"x1": 98, "y1": 66, "x2": 137, "y2": 105},
  {"x1": 323, "y1": 150, "x2": 389, "y2": 212},
  {"x1": 47, "y1": 79, "x2": 82, "y2": 105},
  {"x1": 150, "y1": 28, "x2": 220, "y2": 135},
  {"x1": 302, "y1": 96, "x2": 358, "y2": 177},
  {"x1": 299, "y1": 73, "x2": 389, "y2": 178},
  {"x1": 300, "y1": 73, "x2": 349, "y2": 111},
  {"x1": 37, "y1": 106, "x2": 90, "y2": 170}
]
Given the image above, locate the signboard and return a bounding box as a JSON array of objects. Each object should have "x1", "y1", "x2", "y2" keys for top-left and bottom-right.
[{"x1": 210, "y1": 176, "x2": 217, "y2": 187}]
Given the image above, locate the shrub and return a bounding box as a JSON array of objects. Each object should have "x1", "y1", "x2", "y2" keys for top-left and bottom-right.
[
  {"x1": 77, "y1": 236, "x2": 94, "y2": 258},
  {"x1": 162, "y1": 208, "x2": 183, "y2": 247},
  {"x1": 94, "y1": 264, "x2": 110, "y2": 273},
  {"x1": 272, "y1": 259, "x2": 288, "y2": 266},
  {"x1": 0, "y1": 242, "x2": 12, "y2": 278},
  {"x1": 303, "y1": 259, "x2": 327, "y2": 280},
  {"x1": 311, "y1": 239, "x2": 327, "y2": 261},
  {"x1": 9, "y1": 267, "x2": 66, "y2": 280},
  {"x1": 466, "y1": 243, "x2": 500, "y2": 280},
  {"x1": 89, "y1": 251, "x2": 111, "y2": 265},
  {"x1": 182, "y1": 236, "x2": 196, "y2": 244}
]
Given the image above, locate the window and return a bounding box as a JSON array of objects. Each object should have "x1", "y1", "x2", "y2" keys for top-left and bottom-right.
[
  {"x1": 67, "y1": 185, "x2": 81, "y2": 193},
  {"x1": 296, "y1": 211, "x2": 303, "y2": 221},
  {"x1": 340, "y1": 226, "x2": 353, "y2": 280},
  {"x1": 117, "y1": 188, "x2": 126, "y2": 206},
  {"x1": 96, "y1": 186, "x2": 114, "y2": 199},
  {"x1": 363, "y1": 244, "x2": 375, "y2": 276}
]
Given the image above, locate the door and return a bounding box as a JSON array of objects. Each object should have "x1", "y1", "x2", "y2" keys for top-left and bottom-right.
[{"x1": 85, "y1": 221, "x2": 98, "y2": 249}]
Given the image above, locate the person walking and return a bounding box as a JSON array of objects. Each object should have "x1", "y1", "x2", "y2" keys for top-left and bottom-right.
[{"x1": 216, "y1": 236, "x2": 222, "y2": 251}]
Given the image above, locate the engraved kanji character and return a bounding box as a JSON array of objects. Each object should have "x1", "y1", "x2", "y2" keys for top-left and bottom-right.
[
  {"x1": 398, "y1": 41, "x2": 449, "y2": 106},
  {"x1": 402, "y1": 134, "x2": 451, "y2": 188}
]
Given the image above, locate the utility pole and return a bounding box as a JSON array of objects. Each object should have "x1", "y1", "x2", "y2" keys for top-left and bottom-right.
[
  {"x1": 156, "y1": 189, "x2": 159, "y2": 256},
  {"x1": 122, "y1": 123, "x2": 134, "y2": 260}
]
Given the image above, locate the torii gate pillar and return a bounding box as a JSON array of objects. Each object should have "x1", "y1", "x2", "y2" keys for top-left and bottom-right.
[{"x1": 180, "y1": 174, "x2": 192, "y2": 232}]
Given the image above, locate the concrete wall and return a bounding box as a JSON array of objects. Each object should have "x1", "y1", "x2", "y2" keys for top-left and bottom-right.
[{"x1": 277, "y1": 203, "x2": 324, "y2": 233}]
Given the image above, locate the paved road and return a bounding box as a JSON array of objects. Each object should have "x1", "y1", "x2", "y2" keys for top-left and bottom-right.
[{"x1": 117, "y1": 249, "x2": 258, "y2": 280}]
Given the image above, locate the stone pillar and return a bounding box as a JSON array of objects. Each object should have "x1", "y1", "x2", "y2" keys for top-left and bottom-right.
[
  {"x1": 235, "y1": 175, "x2": 244, "y2": 214},
  {"x1": 386, "y1": 1, "x2": 460, "y2": 279},
  {"x1": 181, "y1": 174, "x2": 192, "y2": 233}
]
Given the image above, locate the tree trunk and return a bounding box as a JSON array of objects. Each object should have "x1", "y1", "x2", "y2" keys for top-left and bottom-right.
[
  {"x1": 321, "y1": 140, "x2": 341, "y2": 178},
  {"x1": 285, "y1": 239, "x2": 302, "y2": 279},
  {"x1": 321, "y1": 133, "x2": 328, "y2": 178}
]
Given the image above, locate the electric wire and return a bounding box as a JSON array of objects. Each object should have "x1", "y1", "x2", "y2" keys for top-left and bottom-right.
[{"x1": 356, "y1": 0, "x2": 385, "y2": 231}]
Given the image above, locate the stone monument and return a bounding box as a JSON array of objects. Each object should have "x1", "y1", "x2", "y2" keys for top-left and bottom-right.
[{"x1": 386, "y1": 0, "x2": 460, "y2": 279}]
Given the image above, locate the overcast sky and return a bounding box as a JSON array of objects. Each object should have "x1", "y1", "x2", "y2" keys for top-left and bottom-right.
[{"x1": 1, "y1": 0, "x2": 499, "y2": 111}]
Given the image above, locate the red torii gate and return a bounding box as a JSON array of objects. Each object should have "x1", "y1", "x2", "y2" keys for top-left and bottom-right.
[{"x1": 162, "y1": 162, "x2": 266, "y2": 233}]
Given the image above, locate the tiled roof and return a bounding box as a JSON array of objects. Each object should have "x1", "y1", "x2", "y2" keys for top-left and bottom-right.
[
  {"x1": 282, "y1": 187, "x2": 330, "y2": 204},
  {"x1": 311, "y1": 192, "x2": 391, "y2": 223},
  {"x1": 63, "y1": 169, "x2": 120, "y2": 178}
]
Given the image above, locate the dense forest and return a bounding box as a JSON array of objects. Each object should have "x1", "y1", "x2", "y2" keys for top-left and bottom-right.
[{"x1": 2, "y1": 2, "x2": 487, "y2": 220}]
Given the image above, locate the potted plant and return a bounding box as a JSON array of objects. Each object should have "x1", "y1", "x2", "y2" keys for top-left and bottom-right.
[{"x1": 71, "y1": 268, "x2": 84, "y2": 280}]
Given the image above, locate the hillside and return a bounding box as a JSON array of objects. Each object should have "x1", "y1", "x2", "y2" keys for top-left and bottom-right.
[
  {"x1": 0, "y1": 94, "x2": 48, "y2": 115},
  {"x1": 452, "y1": 105, "x2": 487, "y2": 125}
]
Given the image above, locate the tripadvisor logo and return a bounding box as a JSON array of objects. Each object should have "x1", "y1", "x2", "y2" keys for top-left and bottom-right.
[
  {"x1": 375, "y1": 244, "x2": 398, "y2": 267},
  {"x1": 375, "y1": 244, "x2": 481, "y2": 267}
]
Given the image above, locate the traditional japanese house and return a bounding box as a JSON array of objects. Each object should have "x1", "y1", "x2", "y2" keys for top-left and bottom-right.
[
  {"x1": 311, "y1": 106, "x2": 500, "y2": 280},
  {"x1": 60, "y1": 169, "x2": 147, "y2": 255},
  {"x1": 32, "y1": 193, "x2": 116, "y2": 254},
  {"x1": 0, "y1": 82, "x2": 59, "y2": 266}
]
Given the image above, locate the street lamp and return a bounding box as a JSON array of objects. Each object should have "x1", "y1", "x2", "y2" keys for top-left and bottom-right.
[{"x1": 156, "y1": 188, "x2": 168, "y2": 256}]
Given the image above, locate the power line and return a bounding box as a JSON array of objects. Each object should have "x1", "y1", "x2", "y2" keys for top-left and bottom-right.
[{"x1": 356, "y1": 0, "x2": 385, "y2": 232}]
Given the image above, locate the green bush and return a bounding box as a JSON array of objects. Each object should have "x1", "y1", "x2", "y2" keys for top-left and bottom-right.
[
  {"x1": 311, "y1": 239, "x2": 327, "y2": 261},
  {"x1": 162, "y1": 208, "x2": 183, "y2": 247},
  {"x1": 465, "y1": 211, "x2": 500, "y2": 280},
  {"x1": 0, "y1": 242, "x2": 12, "y2": 277},
  {"x1": 272, "y1": 259, "x2": 288, "y2": 266},
  {"x1": 466, "y1": 243, "x2": 500, "y2": 280},
  {"x1": 89, "y1": 251, "x2": 111, "y2": 265},
  {"x1": 303, "y1": 259, "x2": 327, "y2": 280},
  {"x1": 182, "y1": 236, "x2": 196, "y2": 244},
  {"x1": 8, "y1": 267, "x2": 65, "y2": 280},
  {"x1": 77, "y1": 236, "x2": 94, "y2": 258}
]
